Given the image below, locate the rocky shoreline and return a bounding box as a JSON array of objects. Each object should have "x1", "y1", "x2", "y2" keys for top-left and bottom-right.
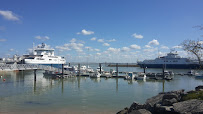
[{"x1": 117, "y1": 85, "x2": 203, "y2": 114}]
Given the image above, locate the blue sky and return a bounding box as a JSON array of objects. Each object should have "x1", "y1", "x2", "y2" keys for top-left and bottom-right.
[{"x1": 0, "y1": 0, "x2": 203, "y2": 62}]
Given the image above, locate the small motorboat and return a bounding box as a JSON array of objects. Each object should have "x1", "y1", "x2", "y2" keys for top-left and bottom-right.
[
  {"x1": 86, "y1": 66, "x2": 94, "y2": 73},
  {"x1": 96, "y1": 67, "x2": 104, "y2": 73},
  {"x1": 124, "y1": 72, "x2": 135, "y2": 80},
  {"x1": 90, "y1": 71, "x2": 101, "y2": 78},
  {"x1": 135, "y1": 72, "x2": 146, "y2": 80}
]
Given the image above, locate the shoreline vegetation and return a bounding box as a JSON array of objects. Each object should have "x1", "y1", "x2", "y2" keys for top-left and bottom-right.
[{"x1": 117, "y1": 85, "x2": 203, "y2": 114}]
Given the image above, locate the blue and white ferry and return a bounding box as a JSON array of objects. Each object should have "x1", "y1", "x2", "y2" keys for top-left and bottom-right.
[{"x1": 137, "y1": 52, "x2": 200, "y2": 69}]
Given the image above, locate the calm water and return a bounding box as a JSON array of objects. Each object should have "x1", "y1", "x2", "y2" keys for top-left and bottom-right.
[{"x1": 0, "y1": 63, "x2": 203, "y2": 113}]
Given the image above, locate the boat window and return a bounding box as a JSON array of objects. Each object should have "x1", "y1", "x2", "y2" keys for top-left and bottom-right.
[
  {"x1": 27, "y1": 57, "x2": 34, "y2": 59},
  {"x1": 37, "y1": 58, "x2": 44, "y2": 60},
  {"x1": 49, "y1": 59, "x2": 52, "y2": 61}
]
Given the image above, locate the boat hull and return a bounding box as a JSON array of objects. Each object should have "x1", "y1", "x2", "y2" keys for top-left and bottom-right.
[{"x1": 138, "y1": 64, "x2": 200, "y2": 69}]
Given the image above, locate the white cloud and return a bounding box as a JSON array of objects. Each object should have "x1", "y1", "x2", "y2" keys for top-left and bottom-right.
[
  {"x1": 94, "y1": 49, "x2": 100, "y2": 51},
  {"x1": 172, "y1": 45, "x2": 182, "y2": 49},
  {"x1": 85, "y1": 47, "x2": 94, "y2": 51},
  {"x1": 77, "y1": 29, "x2": 94, "y2": 35},
  {"x1": 198, "y1": 41, "x2": 203, "y2": 45},
  {"x1": 130, "y1": 44, "x2": 141, "y2": 49},
  {"x1": 132, "y1": 33, "x2": 143, "y2": 39},
  {"x1": 148, "y1": 39, "x2": 159, "y2": 45},
  {"x1": 107, "y1": 39, "x2": 116, "y2": 42},
  {"x1": 96, "y1": 53, "x2": 101, "y2": 56},
  {"x1": 27, "y1": 48, "x2": 33, "y2": 54},
  {"x1": 0, "y1": 39, "x2": 6, "y2": 42},
  {"x1": 0, "y1": 10, "x2": 19, "y2": 21},
  {"x1": 97, "y1": 39, "x2": 104, "y2": 42},
  {"x1": 161, "y1": 45, "x2": 169, "y2": 49},
  {"x1": 9, "y1": 49, "x2": 14, "y2": 52},
  {"x1": 35, "y1": 36, "x2": 50, "y2": 40},
  {"x1": 91, "y1": 37, "x2": 96, "y2": 41},
  {"x1": 121, "y1": 47, "x2": 130, "y2": 52},
  {"x1": 85, "y1": 46, "x2": 91, "y2": 49},
  {"x1": 56, "y1": 42, "x2": 84, "y2": 52},
  {"x1": 145, "y1": 45, "x2": 151, "y2": 48},
  {"x1": 70, "y1": 38, "x2": 76, "y2": 43},
  {"x1": 55, "y1": 46, "x2": 71, "y2": 51},
  {"x1": 107, "y1": 47, "x2": 120, "y2": 53},
  {"x1": 103, "y1": 43, "x2": 110, "y2": 46}
]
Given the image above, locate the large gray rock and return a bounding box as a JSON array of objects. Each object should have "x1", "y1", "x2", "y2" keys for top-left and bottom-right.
[
  {"x1": 129, "y1": 109, "x2": 151, "y2": 114},
  {"x1": 162, "y1": 89, "x2": 184, "y2": 101},
  {"x1": 145, "y1": 93, "x2": 164, "y2": 109},
  {"x1": 195, "y1": 85, "x2": 203, "y2": 91},
  {"x1": 162, "y1": 93, "x2": 179, "y2": 100},
  {"x1": 162, "y1": 98, "x2": 178, "y2": 106},
  {"x1": 154, "y1": 103, "x2": 175, "y2": 114},
  {"x1": 128, "y1": 101, "x2": 145, "y2": 113},
  {"x1": 173, "y1": 99, "x2": 203, "y2": 114}
]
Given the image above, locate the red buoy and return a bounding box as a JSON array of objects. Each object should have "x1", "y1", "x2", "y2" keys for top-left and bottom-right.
[{"x1": 3, "y1": 79, "x2": 5, "y2": 81}]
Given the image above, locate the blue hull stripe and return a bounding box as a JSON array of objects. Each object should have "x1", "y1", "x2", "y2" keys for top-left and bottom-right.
[{"x1": 138, "y1": 64, "x2": 200, "y2": 69}]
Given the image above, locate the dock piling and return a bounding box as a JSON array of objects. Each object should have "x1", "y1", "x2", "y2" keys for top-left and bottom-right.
[
  {"x1": 78, "y1": 64, "x2": 80, "y2": 76},
  {"x1": 62, "y1": 64, "x2": 64, "y2": 77},
  {"x1": 116, "y1": 63, "x2": 118, "y2": 77},
  {"x1": 162, "y1": 64, "x2": 165, "y2": 78},
  {"x1": 143, "y1": 64, "x2": 146, "y2": 73},
  {"x1": 34, "y1": 69, "x2": 37, "y2": 81}
]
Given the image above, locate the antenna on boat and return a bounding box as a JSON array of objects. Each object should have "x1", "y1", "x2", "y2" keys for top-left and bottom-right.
[{"x1": 158, "y1": 49, "x2": 160, "y2": 58}]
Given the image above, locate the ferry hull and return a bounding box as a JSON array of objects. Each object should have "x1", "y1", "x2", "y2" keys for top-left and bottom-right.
[{"x1": 138, "y1": 64, "x2": 200, "y2": 69}]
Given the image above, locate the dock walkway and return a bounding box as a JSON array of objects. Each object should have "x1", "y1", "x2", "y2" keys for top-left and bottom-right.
[{"x1": 0, "y1": 64, "x2": 70, "y2": 74}]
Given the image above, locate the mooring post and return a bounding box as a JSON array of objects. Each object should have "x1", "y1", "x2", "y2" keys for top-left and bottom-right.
[
  {"x1": 143, "y1": 64, "x2": 146, "y2": 73},
  {"x1": 99, "y1": 63, "x2": 102, "y2": 74},
  {"x1": 116, "y1": 63, "x2": 118, "y2": 77},
  {"x1": 78, "y1": 63, "x2": 80, "y2": 76},
  {"x1": 162, "y1": 64, "x2": 165, "y2": 78},
  {"x1": 62, "y1": 64, "x2": 64, "y2": 77},
  {"x1": 34, "y1": 69, "x2": 37, "y2": 82}
]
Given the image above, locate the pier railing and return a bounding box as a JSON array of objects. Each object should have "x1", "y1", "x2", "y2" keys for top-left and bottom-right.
[{"x1": 0, "y1": 64, "x2": 70, "y2": 74}]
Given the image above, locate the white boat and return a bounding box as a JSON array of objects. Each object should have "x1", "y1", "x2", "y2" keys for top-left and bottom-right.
[
  {"x1": 124, "y1": 72, "x2": 135, "y2": 80},
  {"x1": 163, "y1": 70, "x2": 174, "y2": 80},
  {"x1": 90, "y1": 71, "x2": 101, "y2": 78},
  {"x1": 86, "y1": 66, "x2": 94, "y2": 73},
  {"x1": 23, "y1": 43, "x2": 66, "y2": 65},
  {"x1": 96, "y1": 66, "x2": 104, "y2": 73},
  {"x1": 80, "y1": 65, "x2": 87, "y2": 71},
  {"x1": 186, "y1": 70, "x2": 199, "y2": 76},
  {"x1": 138, "y1": 51, "x2": 200, "y2": 69},
  {"x1": 135, "y1": 72, "x2": 146, "y2": 80}
]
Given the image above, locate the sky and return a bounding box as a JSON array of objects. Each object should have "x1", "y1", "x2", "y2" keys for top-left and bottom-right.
[{"x1": 0, "y1": 0, "x2": 203, "y2": 63}]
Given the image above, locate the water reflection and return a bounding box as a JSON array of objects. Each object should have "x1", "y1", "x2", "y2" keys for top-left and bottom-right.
[{"x1": 0, "y1": 69, "x2": 203, "y2": 113}]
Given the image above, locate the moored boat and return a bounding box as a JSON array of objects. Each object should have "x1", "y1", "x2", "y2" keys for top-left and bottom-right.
[
  {"x1": 138, "y1": 52, "x2": 200, "y2": 69},
  {"x1": 135, "y1": 72, "x2": 146, "y2": 80},
  {"x1": 23, "y1": 43, "x2": 66, "y2": 65}
]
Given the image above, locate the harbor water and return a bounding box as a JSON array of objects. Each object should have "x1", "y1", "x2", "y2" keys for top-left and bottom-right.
[{"x1": 0, "y1": 63, "x2": 203, "y2": 113}]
